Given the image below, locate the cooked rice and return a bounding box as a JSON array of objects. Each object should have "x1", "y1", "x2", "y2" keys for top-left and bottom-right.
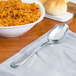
[{"x1": 0, "y1": 0, "x2": 41, "y2": 27}]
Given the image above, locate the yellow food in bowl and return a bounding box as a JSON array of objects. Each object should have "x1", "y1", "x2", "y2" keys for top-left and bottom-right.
[{"x1": 0, "y1": 0, "x2": 41, "y2": 27}]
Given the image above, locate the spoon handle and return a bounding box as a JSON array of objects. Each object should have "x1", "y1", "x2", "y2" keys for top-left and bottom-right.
[{"x1": 10, "y1": 41, "x2": 50, "y2": 68}]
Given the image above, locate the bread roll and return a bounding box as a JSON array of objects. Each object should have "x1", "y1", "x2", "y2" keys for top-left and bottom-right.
[
  {"x1": 38, "y1": 0, "x2": 47, "y2": 4},
  {"x1": 44, "y1": 0, "x2": 67, "y2": 16}
]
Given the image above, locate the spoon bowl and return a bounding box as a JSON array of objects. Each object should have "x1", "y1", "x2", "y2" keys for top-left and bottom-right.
[{"x1": 48, "y1": 24, "x2": 69, "y2": 43}]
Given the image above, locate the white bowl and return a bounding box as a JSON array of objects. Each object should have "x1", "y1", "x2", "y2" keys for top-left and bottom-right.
[{"x1": 0, "y1": 0, "x2": 45, "y2": 37}]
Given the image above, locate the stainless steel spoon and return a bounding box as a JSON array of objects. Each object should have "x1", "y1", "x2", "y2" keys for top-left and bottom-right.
[{"x1": 10, "y1": 24, "x2": 69, "y2": 68}]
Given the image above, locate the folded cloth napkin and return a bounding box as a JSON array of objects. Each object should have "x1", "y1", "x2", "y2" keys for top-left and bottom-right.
[
  {"x1": 0, "y1": 69, "x2": 16, "y2": 76},
  {"x1": 70, "y1": 0, "x2": 76, "y2": 3},
  {"x1": 45, "y1": 12, "x2": 73, "y2": 22},
  {"x1": 0, "y1": 30, "x2": 76, "y2": 76}
]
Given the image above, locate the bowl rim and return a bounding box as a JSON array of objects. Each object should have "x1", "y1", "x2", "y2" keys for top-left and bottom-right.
[{"x1": 0, "y1": 0, "x2": 45, "y2": 29}]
